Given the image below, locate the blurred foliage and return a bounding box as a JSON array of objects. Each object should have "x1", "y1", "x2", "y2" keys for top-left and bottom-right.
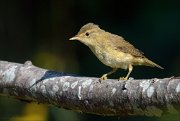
[
  {"x1": 9, "y1": 103, "x2": 48, "y2": 121},
  {"x1": 0, "y1": 0, "x2": 180, "y2": 121}
]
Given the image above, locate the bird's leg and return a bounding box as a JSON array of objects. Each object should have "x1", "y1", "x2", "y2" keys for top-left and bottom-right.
[
  {"x1": 119, "y1": 64, "x2": 133, "y2": 80},
  {"x1": 100, "y1": 68, "x2": 117, "y2": 81}
]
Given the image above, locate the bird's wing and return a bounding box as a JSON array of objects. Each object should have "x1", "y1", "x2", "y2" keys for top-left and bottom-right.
[{"x1": 109, "y1": 34, "x2": 145, "y2": 57}]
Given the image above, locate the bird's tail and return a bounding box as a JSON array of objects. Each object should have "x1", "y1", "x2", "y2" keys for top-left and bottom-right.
[{"x1": 144, "y1": 58, "x2": 164, "y2": 69}]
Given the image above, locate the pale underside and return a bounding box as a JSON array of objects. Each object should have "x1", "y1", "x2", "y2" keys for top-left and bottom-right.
[{"x1": 90, "y1": 46, "x2": 145, "y2": 70}]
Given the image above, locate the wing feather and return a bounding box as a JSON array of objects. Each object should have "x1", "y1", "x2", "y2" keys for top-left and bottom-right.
[{"x1": 109, "y1": 33, "x2": 145, "y2": 57}]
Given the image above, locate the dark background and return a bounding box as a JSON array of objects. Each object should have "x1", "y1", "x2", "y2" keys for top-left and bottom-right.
[{"x1": 0, "y1": 0, "x2": 180, "y2": 121}]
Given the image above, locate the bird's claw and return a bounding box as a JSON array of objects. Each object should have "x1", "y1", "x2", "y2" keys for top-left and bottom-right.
[
  {"x1": 100, "y1": 74, "x2": 108, "y2": 81},
  {"x1": 119, "y1": 77, "x2": 128, "y2": 81}
]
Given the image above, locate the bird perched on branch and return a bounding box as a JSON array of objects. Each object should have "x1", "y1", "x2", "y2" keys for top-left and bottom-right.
[{"x1": 70, "y1": 23, "x2": 163, "y2": 81}]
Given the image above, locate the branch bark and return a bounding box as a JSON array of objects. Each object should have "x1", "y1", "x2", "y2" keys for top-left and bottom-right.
[{"x1": 0, "y1": 60, "x2": 179, "y2": 116}]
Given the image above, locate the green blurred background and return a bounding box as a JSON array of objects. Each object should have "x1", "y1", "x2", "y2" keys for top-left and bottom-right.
[{"x1": 0, "y1": 0, "x2": 180, "y2": 121}]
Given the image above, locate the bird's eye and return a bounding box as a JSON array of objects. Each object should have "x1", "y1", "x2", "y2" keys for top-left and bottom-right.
[{"x1": 85, "y1": 32, "x2": 90, "y2": 36}]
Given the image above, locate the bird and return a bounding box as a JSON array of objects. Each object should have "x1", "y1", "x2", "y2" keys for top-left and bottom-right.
[{"x1": 69, "y1": 23, "x2": 163, "y2": 81}]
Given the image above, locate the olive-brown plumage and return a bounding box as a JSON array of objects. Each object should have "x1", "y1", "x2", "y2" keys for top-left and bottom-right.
[{"x1": 70, "y1": 23, "x2": 163, "y2": 80}]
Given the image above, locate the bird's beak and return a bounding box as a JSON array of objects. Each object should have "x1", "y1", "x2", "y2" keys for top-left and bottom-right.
[{"x1": 69, "y1": 35, "x2": 79, "y2": 40}]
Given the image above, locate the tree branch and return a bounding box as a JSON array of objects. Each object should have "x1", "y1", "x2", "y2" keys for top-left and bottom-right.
[{"x1": 0, "y1": 60, "x2": 179, "y2": 116}]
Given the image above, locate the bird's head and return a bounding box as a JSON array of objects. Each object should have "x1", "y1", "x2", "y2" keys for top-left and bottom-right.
[{"x1": 69, "y1": 23, "x2": 103, "y2": 47}]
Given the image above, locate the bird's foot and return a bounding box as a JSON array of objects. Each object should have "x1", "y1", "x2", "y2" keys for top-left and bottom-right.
[
  {"x1": 119, "y1": 77, "x2": 128, "y2": 81},
  {"x1": 100, "y1": 74, "x2": 108, "y2": 81}
]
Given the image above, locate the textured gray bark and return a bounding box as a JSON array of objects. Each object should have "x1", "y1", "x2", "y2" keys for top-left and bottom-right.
[{"x1": 0, "y1": 61, "x2": 179, "y2": 116}]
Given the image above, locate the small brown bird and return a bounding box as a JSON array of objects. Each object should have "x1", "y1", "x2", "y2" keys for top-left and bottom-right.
[{"x1": 69, "y1": 23, "x2": 163, "y2": 80}]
